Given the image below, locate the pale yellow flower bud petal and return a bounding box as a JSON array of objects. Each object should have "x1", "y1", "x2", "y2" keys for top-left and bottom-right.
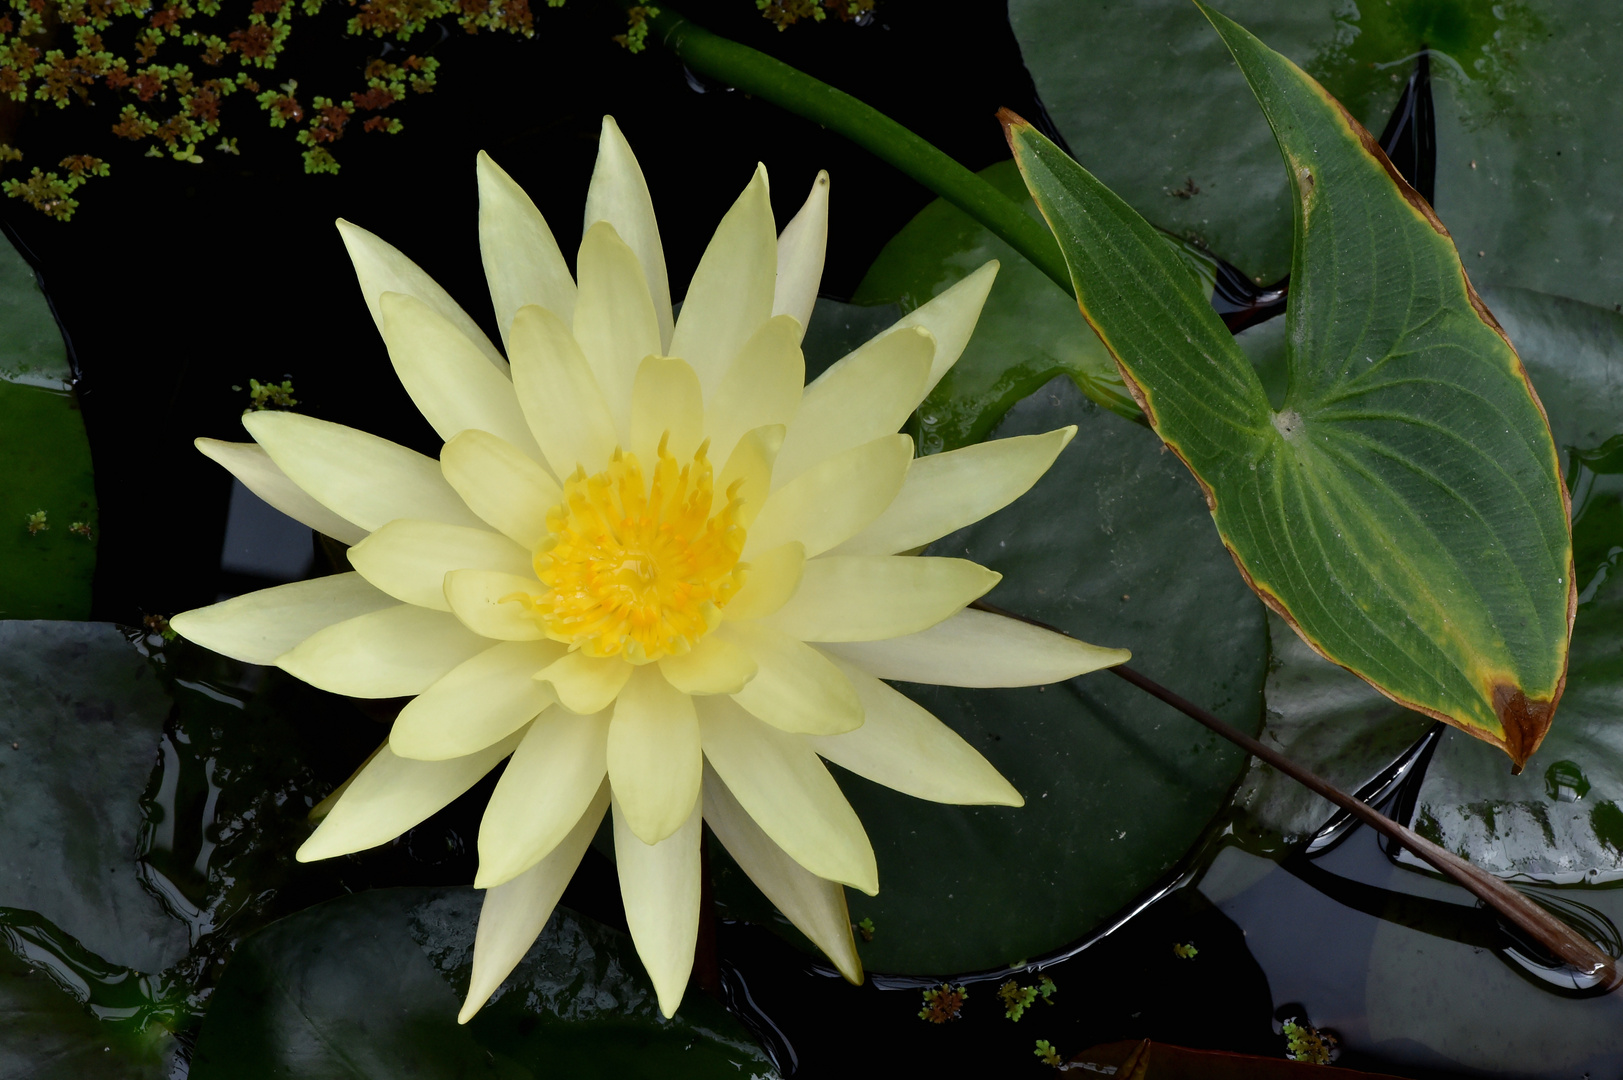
[
  {"x1": 279, "y1": 605, "x2": 489, "y2": 697},
  {"x1": 612, "y1": 792, "x2": 701, "y2": 1019},
  {"x1": 508, "y1": 304, "x2": 619, "y2": 476},
  {"x1": 774, "y1": 326, "x2": 933, "y2": 485},
  {"x1": 722, "y1": 541, "x2": 805, "y2": 621},
  {"x1": 701, "y1": 764, "x2": 861, "y2": 984},
  {"x1": 704, "y1": 315, "x2": 804, "y2": 467},
  {"x1": 391, "y1": 640, "x2": 563, "y2": 761},
  {"x1": 460, "y1": 781, "x2": 609, "y2": 1025},
  {"x1": 243, "y1": 410, "x2": 482, "y2": 532},
  {"x1": 196, "y1": 439, "x2": 367, "y2": 545},
  {"x1": 812, "y1": 657, "x2": 1024, "y2": 807},
  {"x1": 719, "y1": 621, "x2": 863, "y2": 736},
  {"x1": 669, "y1": 162, "x2": 776, "y2": 396},
  {"x1": 746, "y1": 433, "x2": 912, "y2": 558},
  {"x1": 439, "y1": 429, "x2": 561, "y2": 549},
  {"x1": 584, "y1": 116, "x2": 673, "y2": 351},
  {"x1": 657, "y1": 634, "x2": 757, "y2": 696},
  {"x1": 607, "y1": 667, "x2": 702, "y2": 845},
  {"x1": 762, "y1": 555, "x2": 999, "y2": 643},
  {"x1": 477, "y1": 149, "x2": 577, "y2": 347},
  {"x1": 169, "y1": 571, "x2": 391, "y2": 665},
  {"x1": 337, "y1": 217, "x2": 505, "y2": 370},
  {"x1": 377, "y1": 291, "x2": 540, "y2": 456},
  {"x1": 298, "y1": 729, "x2": 523, "y2": 862},
  {"x1": 459, "y1": 781, "x2": 609, "y2": 1025},
  {"x1": 533, "y1": 650, "x2": 633, "y2": 714},
  {"x1": 574, "y1": 221, "x2": 661, "y2": 440},
  {"x1": 628, "y1": 355, "x2": 704, "y2": 465},
  {"x1": 476, "y1": 708, "x2": 611, "y2": 888},
  {"x1": 697, "y1": 695, "x2": 878, "y2": 895},
  {"x1": 349, "y1": 520, "x2": 531, "y2": 611},
  {"x1": 772, "y1": 170, "x2": 829, "y2": 342},
  {"x1": 824, "y1": 608, "x2": 1132, "y2": 687},
  {"x1": 830, "y1": 427, "x2": 1077, "y2": 556}
]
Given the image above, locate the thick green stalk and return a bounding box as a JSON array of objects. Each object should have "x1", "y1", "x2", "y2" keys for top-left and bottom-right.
[{"x1": 642, "y1": 6, "x2": 1074, "y2": 296}]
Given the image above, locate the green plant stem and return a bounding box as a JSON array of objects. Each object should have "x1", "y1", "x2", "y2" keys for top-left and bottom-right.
[{"x1": 641, "y1": 5, "x2": 1074, "y2": 296}]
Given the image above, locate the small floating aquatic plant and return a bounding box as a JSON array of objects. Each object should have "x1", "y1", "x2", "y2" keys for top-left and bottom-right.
[{"x1": 169, "y1": 115, "x2": 1128, "y2": 1018}]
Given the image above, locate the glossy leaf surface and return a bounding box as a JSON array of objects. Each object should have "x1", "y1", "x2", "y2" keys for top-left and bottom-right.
[
  {"x1": 0, "y1": 233, "x2": 96, "y2": 619},
  {"x1": 1007, "y1": 9, "x2": 1572, "y2": 768},
  {"x1": 189, "y1": 887, "x2": 774, "y2": 1079}
]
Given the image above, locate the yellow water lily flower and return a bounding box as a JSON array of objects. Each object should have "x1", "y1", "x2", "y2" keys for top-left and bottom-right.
[{"x1": 170, "y1": 117, "x2": 1129, "y2": 1021}]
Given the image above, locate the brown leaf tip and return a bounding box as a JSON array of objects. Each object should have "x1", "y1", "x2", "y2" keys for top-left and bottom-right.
[
  {"x1": 1493, "y1": 684, "x2": 1556, "y2": 774},
  {"x1": 996, "y1": 107, "x2": 1030, "y2": 153}
]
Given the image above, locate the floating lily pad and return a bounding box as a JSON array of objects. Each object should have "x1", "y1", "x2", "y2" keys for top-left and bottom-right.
[
  {"x1": 190, "y1": 887, "x2": 775, "y2": 1079},
  {"x1": 0, "y1": 233, "x2": 96, "y2": 620},
  {"x1": 832, "y1": 377, "x2": 1266, "y2": 974},
  {"x1": 0, "y1": 622, "x2": 185, "y2": 974},
  {"x1": 1010, "y1": 0, "x2": 1623, "y2": 312}
]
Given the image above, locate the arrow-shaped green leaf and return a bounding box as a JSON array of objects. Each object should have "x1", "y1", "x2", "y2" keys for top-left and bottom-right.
[{"x1": 1004, "y1": 4, "x2": 1574, "y2": 770}]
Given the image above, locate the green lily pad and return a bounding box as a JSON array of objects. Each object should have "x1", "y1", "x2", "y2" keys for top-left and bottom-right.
[
  {"x1": 0, "y1": 621, "x2": 187, "y2": 975},
  {"x1": 1010, "y1": 0, "x2": 1623, "y2": 312},
  {"x1": 190, "y1": 887, "x2": 775, "y2": 1079},
  {"x1": 832, "y1": 376, "x2": 1266, "y2": 974},
  {"x1": 1007, "y1": 9, "x2": 1572, "y2": 768},
  {"x1": 0, "y1": 234, "x2": 97, "y2": 620}
]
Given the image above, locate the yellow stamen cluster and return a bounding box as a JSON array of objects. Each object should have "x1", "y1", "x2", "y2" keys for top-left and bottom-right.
[{"x1": 518, "y1": 436, "x2": 746, "y2": 662}]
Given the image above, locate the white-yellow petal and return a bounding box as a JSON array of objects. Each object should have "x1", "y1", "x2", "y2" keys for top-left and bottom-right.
[
  {"x1": 657, "y1": 634, "x2": 757, "y2": 695},
  {"x1": 508, "y1": 304, "x2": 619, "y2": 476},
  {"x1": 297, "y1": 729, "x2": 523, "y2": 862},
  {"x1": 701, "y1": 764, "x2": 860, "y2": 983},
  {"x1": 478, "y1": 150, "x2": 577, "y2": 346},
  {"x1": 718, "y1": 424, "x2": 783, "y2": 530},
  {"x1": 772, "y1": 170, "x2": 828, "y2": 341},
  {"x1": 745, "y1": 434, "x2": 913, "y2": 558},
  {"x1": 723, "y1": 541, "x2": 804, "y2": 622},
  {"x1": 811, "y1": 656, "x2": 1023, "y2": 805},
  {"x1": 822, "y1": 608, "x2": 1130, "y2": 687},
  {"x1": 459, "y1": 781, "x2": 609, "y2": 1024},
  {"x1": 607, "y1": 666, "x2": 702, "y2": 844},
  {"x1": 612, "y1": 791, "x2": 701, "y2": 1019},
  {"x1": 574, "y1": 221, "x2": 662, "y2": 439},
  {"x1": 697, "y1": 695, "x2": 877, "y2": 895},
  {"x1": 169, "y1": 572, "x2": 393, "y2": 665},
  {"x1": 584, "y1": 116, "x2": 673, "y2": 351},
  {"x1": 378, "y1": 292, "x2": 540, "y2": 455},
  {"x1": 874, "y1": 260, "x2": 998, "y2": 395},
  {"x1": 441, "y1": 429, "x2": 562, "y2": 550},
  {"x1": 762, "y1": 556, "x2": 999, "y2": 642},
  {"x1": 348, "y1": 520, "x2": 532, "y2": 611},
  {"x1": 337, "y1": 217, "x2": 505, "y2": 371},
  {"x1": 278, "y1": 605, "x2": 490, "y2": 697},
  {"x1": 668, "y1": 163, "x2": 776, "y2": 395},
  {"x1": 703, "y1": 315, "x2": 804, "y2": 467},
  {"x1": 719, "y1": 621, "x2": 863, "y2": 735},
  {"x1": 534, "y1": 650, "x2": 633, "y2": 714},
  {"x1": 196, "y1": 439, "x2": 367, "y2": 545},
  {"x1": 629, "y1": 355, "x2": 704, "y2": 466},
  {"x1": 444, "y1": 569, "x2": 546, "y2": 641},
  {"x1": 242, "y1": 411, "x2": 482, "y2": 532},
  {"x1": 390, "y1": 640, "x2": 564, "y2": 761},
  {"x1": 830, "y1": 427, "x2": 1075, "y2": 556},
  {"x1": 476, "y1": 707, "x2": 612, "y2": 887},
  {"x1": 773, "y1": 326, "x2": 932, "y2": 487}
]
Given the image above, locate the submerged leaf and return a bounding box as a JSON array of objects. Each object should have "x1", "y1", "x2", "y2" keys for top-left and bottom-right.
[{"x1": 1005, "y1": 7, "x2": 1573, "y2": 769}]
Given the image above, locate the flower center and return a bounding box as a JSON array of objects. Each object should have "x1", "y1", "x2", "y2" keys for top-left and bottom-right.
[{"x1": 512, "y1": 436, "x2": 746, "y2": 662}]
